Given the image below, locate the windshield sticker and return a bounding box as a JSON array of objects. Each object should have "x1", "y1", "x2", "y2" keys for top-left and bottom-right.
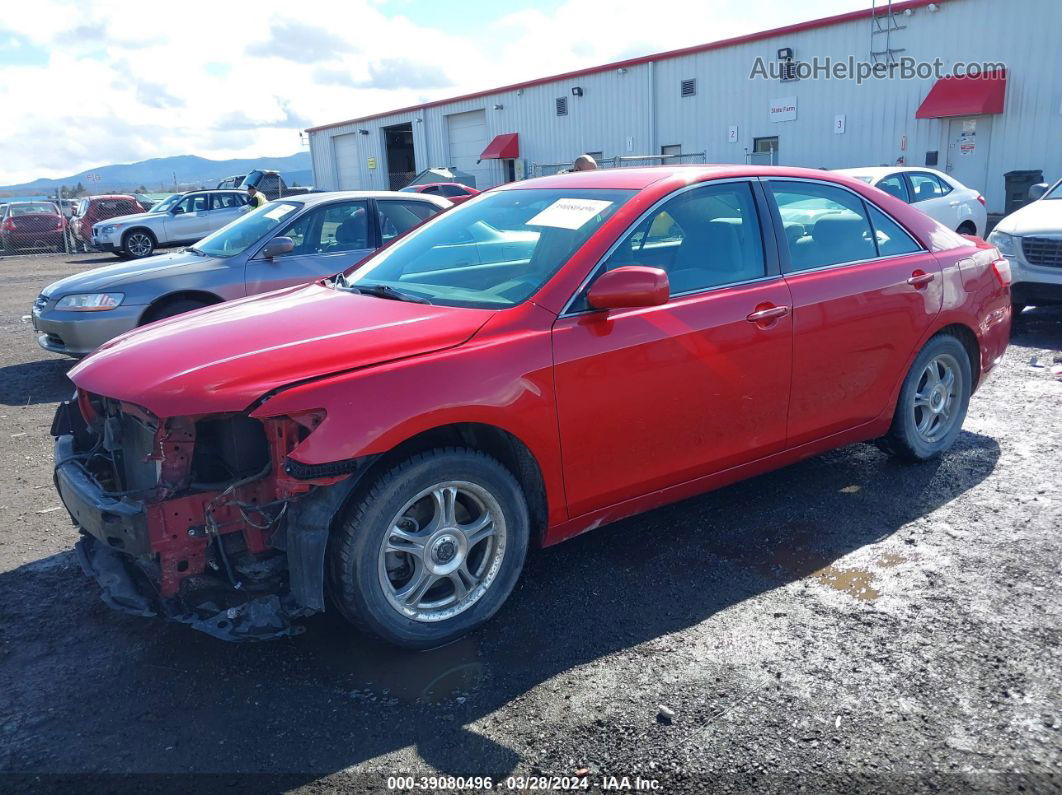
[
  {"x1": 527, "y1": 198, "x2": 614, "y2": 230},
  {"x1": 264, "y1": 205, "x2": 295, "y2": 220}
]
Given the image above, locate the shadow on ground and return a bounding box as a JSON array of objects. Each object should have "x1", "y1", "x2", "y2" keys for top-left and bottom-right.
[
  {"x1": 0, "y1": 430, "x2": 1000, "y2": 780},
  {"x1": 1011, "y1": 304, "x2": 1062, "y2": 351},
  {"x1": 0, "y1": 358, "x2": 72, "y2": 406}
]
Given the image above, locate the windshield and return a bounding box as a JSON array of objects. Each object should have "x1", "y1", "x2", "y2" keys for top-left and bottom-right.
[
  {"x1": 193, "y1": 201, "x2": 300, "y2": 258},
  {"x1": 345, "y1": 188, "x2": 635, "y2": 308},
  {"x1": 149, "y1": 194, "x2": 182, "y2": 214},
  {"x1": 10, "y1": 203, "x2": 57, "y2": 216}
]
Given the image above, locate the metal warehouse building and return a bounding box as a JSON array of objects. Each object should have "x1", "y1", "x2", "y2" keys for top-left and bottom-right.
[{"x1": 307, "y1": 0, "x2": 1061, "y2": 214}]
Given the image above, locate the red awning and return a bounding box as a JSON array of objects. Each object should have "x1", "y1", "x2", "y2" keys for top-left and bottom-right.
[
  {"x1": 915, "y1": 71, "x2": 1007, "y2": 119},
  {"x1": 479, "y1": 133, "x2": 519, "y2": 160}
]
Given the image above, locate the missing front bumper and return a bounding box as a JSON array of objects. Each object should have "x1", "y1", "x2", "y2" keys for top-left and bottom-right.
[{"x1": 75, "y1": 535, "x2": 311, "y2": 642}]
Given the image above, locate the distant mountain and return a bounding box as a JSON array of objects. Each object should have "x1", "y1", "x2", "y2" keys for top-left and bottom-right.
[{"x1": 0, "y1": 152, "x2": 313, "y2": 195}]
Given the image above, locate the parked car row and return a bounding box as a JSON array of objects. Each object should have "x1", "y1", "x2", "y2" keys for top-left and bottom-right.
[
  {"x1": 835, "y1": 166, "x2": 988, "y2": 236},
  {"x1": 32, "y1": 190, "x2": 450, "y2": 356},
  {"x1": 42, "y1": 166, "x2": 1013, "y2": 648}
]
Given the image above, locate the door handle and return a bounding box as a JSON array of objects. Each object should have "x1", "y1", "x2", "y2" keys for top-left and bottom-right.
[
  {"x1": 907, "y1": 272, "x2": 935, "y2": 288},
  {"x1": 746, "y1": 305, "x2": 790, "y2": 323},
  {"x1": 949, "y1": 200, "x2": 960, "y2": 206}
]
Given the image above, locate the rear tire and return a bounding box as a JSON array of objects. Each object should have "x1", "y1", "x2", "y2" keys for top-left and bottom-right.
[
  {"x1": 328, "y1": 447, "x2": 529, "y2": 650},
  {"x1": 140, "y1": 297, "x2": 208, "y2": 325},
  {"x1": 878, "y1": 334, "x2": 972, "y2": 461},
  {"x1": 956, "y1": 221, "x2": 977, "y2": 236}
]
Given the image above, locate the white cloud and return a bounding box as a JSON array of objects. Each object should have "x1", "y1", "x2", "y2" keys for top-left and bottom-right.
[{"x1": 0, "y1": 0, "x2": 868, "y2": 184}]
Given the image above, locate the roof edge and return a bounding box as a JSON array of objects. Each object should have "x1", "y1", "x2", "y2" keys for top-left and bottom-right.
[{"x1": 306, "y1": 0, "x2": 940, "y2": 133}]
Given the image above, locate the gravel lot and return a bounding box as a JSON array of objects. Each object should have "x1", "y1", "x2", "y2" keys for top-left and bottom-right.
[{"x1": 1, "y1": 252, "x2": 1060, "y2": 793}]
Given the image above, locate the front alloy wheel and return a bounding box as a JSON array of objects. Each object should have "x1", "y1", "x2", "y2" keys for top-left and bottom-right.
[
  {"x1": 123, "y1": 230, "x2": 155, "y2": 258},
  {"x1": 330, "y1": 448, "x2": 529, "y2": 649},
  {"x1": 379, "y1": 482, "x2": 506, "y2": 622}
]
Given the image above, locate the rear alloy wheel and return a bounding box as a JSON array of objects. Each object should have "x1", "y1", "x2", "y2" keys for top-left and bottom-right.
[
  {"x1": 122, "y1": 229, "x2": 155, "y2": 258},
  {"x1": 330, "y1": 448, "x2": 529, "y2": 649},
  {"x1": 879, "y1": 334, "x2": 972, "y2": 461}
]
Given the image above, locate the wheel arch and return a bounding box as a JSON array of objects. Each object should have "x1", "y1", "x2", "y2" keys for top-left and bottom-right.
[
  {"x1": 121, "y1": 225, "x2": 158, "y2": 245},
  {"x1": 138, "y1": 290, "x2": 225, "y2": 325},
  {"x1": 347, "y1": 422, "x2": 549, "y2": 547},
  {"x1": 935, "y1": 321, "x2": 981, "y2": 389}
]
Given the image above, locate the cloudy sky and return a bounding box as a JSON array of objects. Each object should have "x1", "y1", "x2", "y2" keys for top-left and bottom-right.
[{"x1": 0, "y1": 0, "x2": 869, "y2": 184}]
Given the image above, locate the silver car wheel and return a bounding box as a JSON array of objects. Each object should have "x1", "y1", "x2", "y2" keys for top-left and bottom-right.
[
  {"x1": 911, "y1": 352, "x2": 962, "y2": 444},
  {"x1": 378, "y1": 481, "x2": 507, "y2": 623},
  {"x1": 126, "y1": 232, "x2": 153, "y2": 257}
]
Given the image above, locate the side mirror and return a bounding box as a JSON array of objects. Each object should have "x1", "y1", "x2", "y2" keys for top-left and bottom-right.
[
  {"x1": 587, "y1": 265, "x2": 670, "y2": 311},
  {"x1": 171, "y1": 206, "x2": 185, "y2": 215},
  {"x1": 261, "y1": 236, "x2": 294, "y2": 260},
  {"x1": 1028, "y1": 183, "x2": 1049, "y2": 201}
]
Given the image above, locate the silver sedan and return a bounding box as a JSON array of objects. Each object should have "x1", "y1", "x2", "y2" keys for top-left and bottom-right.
[{"x1": 31, "y1": 191, "x2": 450, "y2": 357}]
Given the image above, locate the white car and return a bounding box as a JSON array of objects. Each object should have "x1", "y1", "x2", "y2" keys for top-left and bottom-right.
[
  {"x1": 91, "y1": 189, "x2": 250, "y2": 259},
  {"x1": 987, "y1": 179, "x2": 1062, "y2": 311},
  {"x1": 834, "y1": 167, "x2": 988, "y2": 237}
]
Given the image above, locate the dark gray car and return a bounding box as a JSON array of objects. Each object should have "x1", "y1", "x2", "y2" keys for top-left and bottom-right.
[{"x1": 32, "y1": 191, "x2": 450, "y2": 357}]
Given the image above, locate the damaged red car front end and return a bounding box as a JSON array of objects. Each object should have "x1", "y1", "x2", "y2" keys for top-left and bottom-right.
[{"x1": 55, "y1": 392, "x2": 350, "y2": 640}]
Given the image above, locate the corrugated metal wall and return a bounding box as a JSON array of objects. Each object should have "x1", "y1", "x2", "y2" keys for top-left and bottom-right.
[{"x1": 309, "y1": 0, "x2": 1061, "y2": 212}]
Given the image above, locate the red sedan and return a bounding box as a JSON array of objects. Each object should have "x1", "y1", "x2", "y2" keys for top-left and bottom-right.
[
  {"x1": 2, "y1": 201, "x2": 66, "y2": 253},
  {"x1": 54, "y1": 166, "x2": 1011, "y2": 646},
  {"x1": 400, "y1": 182, "x2": 480, "y2": 204}
]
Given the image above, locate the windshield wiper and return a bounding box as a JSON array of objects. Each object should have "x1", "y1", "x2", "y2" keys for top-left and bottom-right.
[{"x1": 341, "y1": 283, "x2": 431, "y2": 304}]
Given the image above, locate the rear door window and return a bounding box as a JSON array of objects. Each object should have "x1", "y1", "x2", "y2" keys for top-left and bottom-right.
[
  {"x1": 377, "y1": 200, "x2": 444, "y2": 242},
  {"x1": 876, "y1": 173, "x2": 910, "y2": 203},
  {"x1": 768, "y1": 182, "x2": 877, "y2": 271},
  {"x1": 907, "y1": 173, "x2": 947, "y2": 202}
]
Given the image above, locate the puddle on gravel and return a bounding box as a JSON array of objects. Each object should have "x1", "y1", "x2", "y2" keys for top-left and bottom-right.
[
  {"x1": 718, "y1": 522, "x2": 886, "y2": 602},
  {"x1": 311, "y1": 629, "x2": 487, "y2": 705}
]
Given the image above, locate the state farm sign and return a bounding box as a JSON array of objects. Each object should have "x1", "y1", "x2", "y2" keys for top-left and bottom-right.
[{"x1": 769, "y1": 96, "x2": 797, "y2": 122}]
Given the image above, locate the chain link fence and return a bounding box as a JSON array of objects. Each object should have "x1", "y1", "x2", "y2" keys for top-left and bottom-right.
[{"x1": 530, "y1": 152, "x2": 707, "y2": 177}]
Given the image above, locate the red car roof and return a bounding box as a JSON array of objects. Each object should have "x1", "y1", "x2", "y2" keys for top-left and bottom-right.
[{"x1": 497, "y1": 165, "x2": 865, "y2": 191}]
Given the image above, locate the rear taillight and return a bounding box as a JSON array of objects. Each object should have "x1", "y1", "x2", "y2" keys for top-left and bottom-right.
[
  {"x1": 991, "y1": 258, "x2": 1012, "y2": 286},
  {"x1": 2, "y1": 219, "x2": 14, "y2": 232},
  {"x1": 976, "y1": 195, "x2": 986, "y2": 207}
]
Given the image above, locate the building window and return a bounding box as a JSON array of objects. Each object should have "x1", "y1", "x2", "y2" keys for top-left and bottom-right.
[
  {"x1": 555, "y1": 97, "x2": 568, "y2": 116},
  {"x1": 751, "y1": 136, "x2": 779, "y2": 165},
  {"x1": 661, "y1": 144, "x2": 682, "y2": 162},
  {"x1": 681, "y1": 78, "x2": 696, "y2": 97}
]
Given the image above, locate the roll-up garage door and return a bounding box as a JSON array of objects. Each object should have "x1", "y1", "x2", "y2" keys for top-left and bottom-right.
[
  {"x1": 333, "y1": 133, "x2": 360, "y2": 190},
  {"x1": 445, "y1": 110, "x2": 488, "y2": 189}
]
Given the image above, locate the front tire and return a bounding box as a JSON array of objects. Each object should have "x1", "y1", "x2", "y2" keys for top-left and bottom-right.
[
  {"x1": 140, "y1": 297, "x2": 208, "y2": 325},
  {"x1": 879, "y1": 334, "x2": 972, "y2": 461},
  {"x1": 122, "y1": 229, "x2": 156, "y2": 259},
  {"x1": 329, "y1": 448, "x2": 529, "y2": 649}
]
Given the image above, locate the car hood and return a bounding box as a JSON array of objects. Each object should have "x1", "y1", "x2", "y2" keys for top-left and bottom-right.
[
  {"x1": 97, "y1": 211, "x2": 156, "y2": 227},
  {"x1": 995, "y1": 201, "x2": 1062, "y2": 236},
  {"x1": 69, "y1": 283, "x2": 495, "y2": 417},
  {"x1": 42, "y1": 250, "x2": 219, "y2": 296}
]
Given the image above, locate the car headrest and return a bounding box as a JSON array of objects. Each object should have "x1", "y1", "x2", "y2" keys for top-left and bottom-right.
[
  {"x1": 812, "y1": 215, "x2": 875, "y2": 262},
  {"x1": 336, "y1": 211, "x2": 367, "y2": 245}
]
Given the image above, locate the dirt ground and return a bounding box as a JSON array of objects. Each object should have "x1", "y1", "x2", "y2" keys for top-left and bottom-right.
[{"x1": 0, "y1": 252, "x2": 1060, "y2": 793}]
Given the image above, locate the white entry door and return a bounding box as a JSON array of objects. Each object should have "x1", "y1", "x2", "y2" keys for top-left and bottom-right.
[
  {"x1": 446, "y1": 109, "x2": 489, "y2": 189},
  {"x1": 333, "y1": 133, "x2": 361, "y2": 190},
  {"x1": 945, "y1": 116, "x2": 992, "y2": 195}
]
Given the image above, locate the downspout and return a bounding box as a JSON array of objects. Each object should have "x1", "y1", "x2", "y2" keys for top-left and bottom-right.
[{"x1": 647, "y1": 60, "x2": 657, "y2": 156}]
